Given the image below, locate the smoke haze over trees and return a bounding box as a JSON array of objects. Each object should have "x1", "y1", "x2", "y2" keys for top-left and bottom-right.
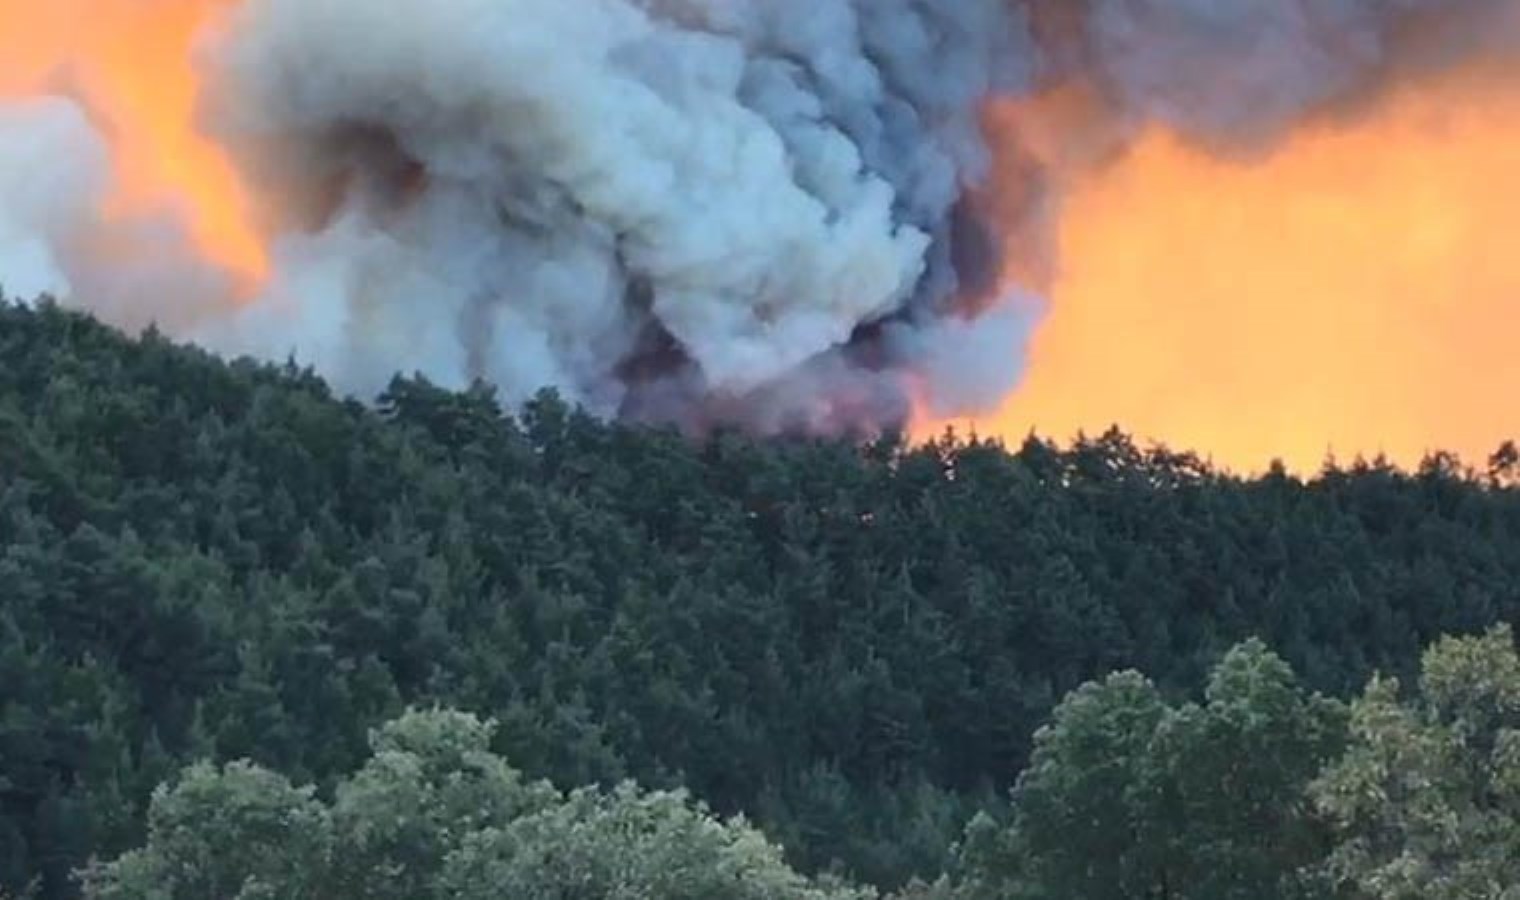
[{"x1": 3, "y1": 303, "x2": 1520, "y2": 897}]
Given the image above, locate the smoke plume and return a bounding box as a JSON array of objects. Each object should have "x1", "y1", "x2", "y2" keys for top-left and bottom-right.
[
  {"x1": 186, "y1": 0, "x2": 1038, "y2": 431},
  {"x1": 1, "y1": 0, "x2": 1516, "y2": 434},
  {"x1": 0, "y1": 99, "x2": 107, "y2": 301}
]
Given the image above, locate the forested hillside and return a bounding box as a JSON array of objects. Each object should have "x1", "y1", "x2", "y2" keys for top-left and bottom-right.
[{"x1": 3, "y1": 301, "x2": 1520, "y2": 897}]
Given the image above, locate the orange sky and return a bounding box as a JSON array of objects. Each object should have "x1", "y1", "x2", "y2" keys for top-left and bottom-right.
[
  {"x1": 0, "y1": 0, "x2": 263, "y2": 281},
  {"x1": 959, "y1": 62, "x2": 1520, "y2": 474}
]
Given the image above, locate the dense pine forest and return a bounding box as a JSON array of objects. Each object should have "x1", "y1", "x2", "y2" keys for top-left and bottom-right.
[{"x1": 2, "y1": 301, "x2": 1519, "y2": 898}]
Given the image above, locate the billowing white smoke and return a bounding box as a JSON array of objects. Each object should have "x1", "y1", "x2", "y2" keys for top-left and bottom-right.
[
  {"x1": 0, "y1": 0, "x2": 1514, "y2": 433},
  {"x1": 0, "y1": 100, "x2": 108, "y2": 301},
  {"x1": 190, "y1": 0, "x2": 1033, "y2": 429},
  {"x1": 0, "y1": 98, "x2": 234, "y2": 336}
]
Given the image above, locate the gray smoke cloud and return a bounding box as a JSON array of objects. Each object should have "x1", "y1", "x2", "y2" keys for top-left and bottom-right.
[
  {"x1": 1066, "y1": 0, "x2": 1520, "y2": 143},
  {"x1": 0, "y1": 97, "x2": 236, "y2": 334},
  {"x1": 1, "y1": 0, "x2": 1516, "y2": 434},
  {"x1": 190, "y1": 0, "x2": 1035, "y2": 430},
  {"x1": 0, "y1": 99, "x2": 108, "y2": 301}
]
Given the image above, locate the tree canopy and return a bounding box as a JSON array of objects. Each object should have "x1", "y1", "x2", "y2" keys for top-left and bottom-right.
[
  {"x1": 76, "y1": 631, "x2": 1520, "y2": 899},
  {"x1": 957, "y1": 640, "x2": 1349, "y2": 900},
  {"x1": 80, "y1": 708, "x2": 867, "y2": 900},
  {"x1": 1312, "y1": 625, "x2": 1520, "y2": 899},
  {"x1": 3, "y1": 301, "x2": 1520, "y2": 896}
]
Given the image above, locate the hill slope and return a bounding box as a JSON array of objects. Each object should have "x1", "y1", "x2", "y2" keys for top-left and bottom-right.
[{"x1": 3, "y1": 301, "x2": 1520, "y2": 896}]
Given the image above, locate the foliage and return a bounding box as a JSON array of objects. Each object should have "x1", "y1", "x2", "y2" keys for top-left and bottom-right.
[
  {"x1": 1311, "y1": 626, "x2": 1520, "y2": 899},
  {"x1": 79, "y1": 709, "x2": 865, "y2": 900},
  {"x1": 77, "y1": 761, "x2": 330, "y2": 900},
  {"x1": 959, "y1": 641, "x2": 1348, "y2": 899},
  {"x1": 440, "y1": 782, "x2": 871, "y2": 900},
  {"x1": 5, "y1": 301, "x2": 1520, "y2": 895}
]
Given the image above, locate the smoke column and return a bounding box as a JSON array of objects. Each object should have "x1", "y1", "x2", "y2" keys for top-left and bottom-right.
[
  {"x1": 1, "y1": 0, "x2": 1519, "y2": 458},
  {"x1": 2, "y1": 0, "x2": 1038, "y2": 434}
]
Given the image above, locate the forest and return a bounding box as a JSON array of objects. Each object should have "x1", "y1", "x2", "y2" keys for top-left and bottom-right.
[{"x1": 1, "y1": 300, "x2": 1518, "y2": 898}]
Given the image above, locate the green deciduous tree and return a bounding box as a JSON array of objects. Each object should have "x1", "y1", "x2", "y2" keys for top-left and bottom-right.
[
  {"x1": 1311, "y1": 625, "x2": 1520, "y2": 899},
  {"x1": 78, "y1": 709, "x2": 867, "y2": 900},
  {"x1": 78, "y1": 761, "x2": 330, "y2": 900},
  {"x1": 963, "y1": 640, "x2": 1348, "y2": 900},
  {"x1": 440, "y1": 783, "x2": 871, "y2": 900},
  {"x1": 326, "y1": 708, "x2": 558, "y2": 900}
]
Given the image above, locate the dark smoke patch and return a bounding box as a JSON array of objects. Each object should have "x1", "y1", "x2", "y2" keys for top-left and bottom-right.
[{"x1": 1049, "y1": 0, "x2": 1520, "y2": 150}]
